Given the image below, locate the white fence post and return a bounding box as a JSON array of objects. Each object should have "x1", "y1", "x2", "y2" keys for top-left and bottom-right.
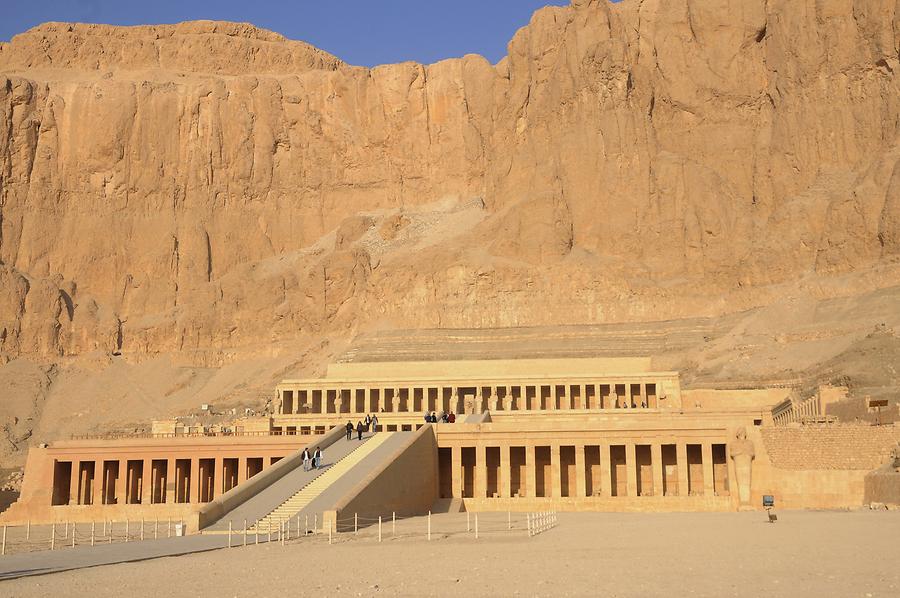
[
  {"x1": 378, "y1": 516, "x2": 382, "y2": 543},
  {"x1": 427, "y1": 511, "x2": 431, "y2": 541}
]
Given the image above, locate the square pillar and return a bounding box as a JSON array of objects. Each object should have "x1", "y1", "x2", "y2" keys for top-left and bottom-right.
[
  {"x1": 677, "y1": 443, "x2": 689, "y2": 497},
  {"x1": 550, "y1": 444, "x2": 562, "y2": 498},
  {"x1": 577, "y1": 384, "x2": 586, "y2": 410},
  {"x1": 575, "y1": 445, "x2": 586, "y2": 498},
  {"x1": 702, "y1": 443, "x2": 715, "y2": 496},
  {"x1": 451, "y1": 446, "x2": 462, "y2": 498},
  {"x1": 141, "y1": 458, "x2": 153, "y2": 504},
  {"x1": 600, "y1": 442, "x2": 612, "y2": 497},
  {"x1": 237, "y1": 456, "x2": 248, "y2": 486},
  {"x1": 594, "y1": 384, "x2": 602, "y2": 409},
  {"x1": 475, "y1": 445, "x2": 487, "y2": 498},
  {"x1": 166, "y1": 458, "x2": 177, "y2": 504},
  {"x1": 625, "y1": 443, "x2": 638, "y2": 497},
  {"x1": 91, "y1": 459, "x2": 103, "y2": 506},
  {"x1": 651, "y1": 443, "x2": 664, "y2": 497},
  {"x1": 116, "y1": 459, "x2": 127, "y2": 505},
  {"x1": 68, "y1": 459, "x2": 80, "y2": 505},
  {"x1": 625, "y1": 383, "x2": 633, "y2": 408},
  {"x1": 640, "y1": 384, "x2": 648, "y2": 408},
  {"x1": 189, "y1": 457, "x2": 200, "y2": 503},
  {"x1": 500, "y1": 444, "x2": 512, "y2": 498},
  {"x1": 526, "y1": 445, "x2": 536, "y2": 498}
]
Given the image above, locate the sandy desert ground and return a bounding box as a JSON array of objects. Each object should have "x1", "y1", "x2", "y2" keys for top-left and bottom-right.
[{"x1": 3, "y1": 510, "x2": 899, "y2": 597}]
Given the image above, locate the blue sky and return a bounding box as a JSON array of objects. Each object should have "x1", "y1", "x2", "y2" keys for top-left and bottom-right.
[{"x1": 2, "y1": 0, "x2": 576, "y2": 67}]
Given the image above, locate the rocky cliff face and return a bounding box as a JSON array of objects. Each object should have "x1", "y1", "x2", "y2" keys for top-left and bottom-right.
[{"x1": 0, "y1": 1, "x2": 898, "y2": 368}]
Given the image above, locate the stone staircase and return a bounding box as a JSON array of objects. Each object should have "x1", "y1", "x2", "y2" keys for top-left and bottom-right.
[{"x1": 249, "y1": 432, "x2": 394, "y2": 531}]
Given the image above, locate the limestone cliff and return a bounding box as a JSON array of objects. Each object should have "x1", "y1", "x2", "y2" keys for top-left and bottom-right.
[{"x1": 0, "y1": 1, "x2": 899, "y2": 463}]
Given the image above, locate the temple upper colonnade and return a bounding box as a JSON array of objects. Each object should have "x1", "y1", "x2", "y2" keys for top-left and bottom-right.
[{"x1": 275, "y1": 358, "x2": 682, "y2": 417}]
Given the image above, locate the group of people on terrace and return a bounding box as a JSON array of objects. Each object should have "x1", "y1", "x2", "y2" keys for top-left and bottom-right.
[
  {"x1": 424, "y1": 411, "x2": 456, "y2": 424},
  {"x1": 344, "y1": 413, "x2": 380, "y2": 441}
]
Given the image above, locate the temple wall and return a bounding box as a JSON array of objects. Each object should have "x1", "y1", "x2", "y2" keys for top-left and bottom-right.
[{"x1": 760, "y1": 426, "x2": 900, "y2": 470}]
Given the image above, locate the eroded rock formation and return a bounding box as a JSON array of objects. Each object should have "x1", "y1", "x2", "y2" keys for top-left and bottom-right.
[{"x1": 0, "y1": 0, "x2": 899, "y2": 463}]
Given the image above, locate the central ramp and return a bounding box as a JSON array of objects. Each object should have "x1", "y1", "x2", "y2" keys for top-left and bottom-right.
[
  {"x1": 250, "y1": 432, "x2": 393, "y2": 530},
  {"x1": 203, "y1": 431, "x2": 411, "y2": 532}
]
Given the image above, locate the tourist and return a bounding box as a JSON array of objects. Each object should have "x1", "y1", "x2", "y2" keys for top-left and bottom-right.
[
  {"x1": 345, "y1": 420, "x2": 353, "y2": 441},
  {"x1": 314, "y1": 446, "x2": 323, "y2": 469},
  {"x1": 356, "y1": 420, "x2": 364, "y2": 440},
  {"x1": 364, "y1": 414, "x2": 371, "y2": 431},
  {"x1": 302, "y1": 447, "x2": 311, "y2": 472},
  {"x1": 448, "y1": 412, "x2": 456, "y2": 423},
  {"x1": 442, "y1": 412, "x2": 449, "y2": 423},
  {"x1": 424, "y1": 411, "x2": 431, "y2": 423},
  {"x1": 431, "y1": 411, "x2": 438, "y2": 423},
  {"x1": 372, "y1": 413, "x2": 379, "y2": 433}
]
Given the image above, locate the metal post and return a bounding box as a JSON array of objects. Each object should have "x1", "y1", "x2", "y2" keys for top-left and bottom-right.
[
  {"x1": 109, "y1": 521, "x2": 113, "y2": 544},
  {"x1": 255, "y1": 522, "x2": 259, "y2": 545},
  {"x1": 65, "y1": 520, "x2": 69, "y2": 539},
  {"x1": 140, "y1": 518, "x2": 144, "y2": 541},
  {"x1": 26, "y1": 520, "x2": 30, "y2": 540},
  {"x1": 243, "y1": 520, "x2": 247, "y2": 547},
  {"x1": 427, "y1": 511, "x2": 431, "y2": 541},
  {"x1": 91, "y1": 521, "x2": 95, "y2": 547},
  {"x1": 392, "y1": 511, "x2": 396, "y2": 537},
  {"x1": 267, "y1": 520, "x2": 271, "y2": 543},
  {"x1": 51, "y1": 523, "x2": 55, "y2": 550},
  {"x1": 354, "y1": 513, "x2": 358, "y2": 535},
  {"x1": 125, "y1": 519, "x2": 129, "y2": 543},
  {"x1": 1, "y1": 525, "x2": 6, "y2": 555},
  {"x1": 228, "y1": 521, "x2": 232, "y2": 548},
  {"x1": 72, "y1": 522, "x2": 76, "y2": 548},
  {"x1": 103, "y1": 520, "x2": 107, "y2": 537},
  {"x1": 378, "y1": 516, "x2": 382, "y2": 542},
  {"x1": 475, "y1": 513, "x2": 479, "y2": 540}
]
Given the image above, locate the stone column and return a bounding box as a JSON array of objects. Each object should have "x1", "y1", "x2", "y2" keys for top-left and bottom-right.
[
  {"x1": 526, "y1": 445, "x2": 536, "y2": 498},
  {"x1": 550, "y1": 444, "x2": 562, "y2": 498},
  {"x1": 237, "y1": 456, "x2": 248, "y2": 486},
  {"x1": 141, "y1": 458, "x2": 153, "y2": 504},
  {"x1": 651, "y1": 444, "x2": 664, "y2": 497},
  {"x1": 530, "y1": 386, "x2": 539, "y2": 411},
  {"x1": 408, "y1": 387, "x2": 416, "y2": 413},
  {"x1": 500, "y1": 444, "x2": 512, "y2": 498},
  {"x1": 189, "y1": 457, "x2": 200, "y2": 503},
  {"x1": 600, "y1": 442, "x2": 612, "y2": 497},
  {"x1": 702, "y1": 443, "x2": 715, "y2": 496},
  {"x1": 365, "y1": 387, "x2": 372, "y2": 414},
  {"x1": 594, "y1": 384, "x2": 602, "y2": 409},
  {"x1": 211, "y1": 456, "x2": 223, "y2": 499},
  {"x1": 578, "y1": 384, "x2": 586, "y2": 410},
  {"x1": 640, "y1": 384, "x2": 648, "y2": 408},
  {"x1": 166, "y1": 458, "x2": 177, "y2": 504},
  {"x1": 625, "y1": 383, "x2": 633, "y2": 408},
  {"x1": 575, "y1": 445, "x2": 586, "y2": 498},
  {"x1": 677, "y1": 443, "x2": 689, "y2": 496},
  {"x1": 625, "y1": 443, "x2": 637, "y2": 497},
  {"x1": 451, "y1": 446, "x2": 462, "y2": 498},
  {"x1": 69, "y1": 460, "x2": 80, "y2": 505},
  {"x1": 475, "y1": 445, "x2": 487, "y2": 498},
  {"x1": 391, "y1": 388, "x2": 400, "y2": 413},
  {"x1": 92, "y1": 459, "x2": 103, "y2": 505},
  {"x1": 116, "y1": 459, "x2": 128, "y2": 505}
]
